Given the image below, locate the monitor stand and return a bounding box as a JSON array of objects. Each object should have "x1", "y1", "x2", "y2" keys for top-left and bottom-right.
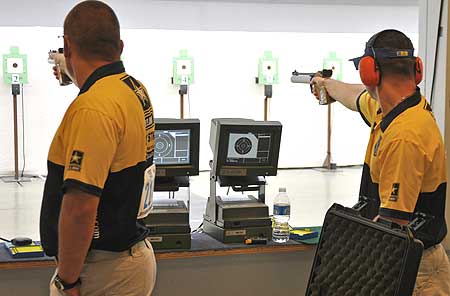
[
  {"x1": 142, "y1": 176, "x2": 191, "y2": 249},
  {"x1": 203, "y1": 172, "x2": 272, "y2": 243}
]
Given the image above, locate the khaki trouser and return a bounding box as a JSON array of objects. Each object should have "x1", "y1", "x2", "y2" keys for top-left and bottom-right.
[
  {"x1": 50, "y1": 239, "x2": 157, "y2": 296},
  {"x1": 413, "y1": 243, "x2": 450, "y2": 296}
]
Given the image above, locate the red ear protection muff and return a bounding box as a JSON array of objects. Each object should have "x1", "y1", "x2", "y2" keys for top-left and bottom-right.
[
  {"x1": 359, "y1": 56, "x2": 380, "y2": 88},
  {"x1": 355, "y1": 30, "x2": 423, "y2": 87},
  {"x1": 359, "y1": 55, "x2": 424, "y2": 87},
  {"x1": 415, "y1": 56, "x2": 423, "y2": 85}
]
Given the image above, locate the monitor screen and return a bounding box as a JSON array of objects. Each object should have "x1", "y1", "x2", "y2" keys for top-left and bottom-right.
[
  {"x1": 226, "y1": 132, "x2": 272, "y2": 165},
  {"x1": 154, "y1": 118, "x2": 200, "y2": 177},
  {"x1": 209, "y1": 118, "x2": 282, "y2": 177},
  {"x1": 154, "y1": 129, "x2": 190, "y2": 165}
]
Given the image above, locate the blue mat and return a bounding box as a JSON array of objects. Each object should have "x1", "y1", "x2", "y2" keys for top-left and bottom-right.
[
  {"x1": 0, "y1": 242, "x2": 54, "y2": 263},
  {"x1": 290, "y1": 226, "x2": 322, "y2": 245}
]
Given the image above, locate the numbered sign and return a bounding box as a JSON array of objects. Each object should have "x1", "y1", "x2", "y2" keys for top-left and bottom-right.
[{"x1": 11, "y1": 74, "x2": 20, "y2": 84}]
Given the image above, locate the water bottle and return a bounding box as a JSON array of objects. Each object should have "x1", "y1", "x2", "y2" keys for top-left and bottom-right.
[{"x1": 272, "y1": 187, "x2": 290, "y2": 243}]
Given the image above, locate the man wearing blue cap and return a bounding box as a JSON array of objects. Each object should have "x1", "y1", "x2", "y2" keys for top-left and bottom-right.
[{"x1": 312, "y1": 29, "x2": 449, "y2": 295}]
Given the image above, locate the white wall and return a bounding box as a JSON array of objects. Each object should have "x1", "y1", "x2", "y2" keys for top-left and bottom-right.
[
  {"x1": 0, "y1": 2, "x2": 419, "y2": 175},
  {"x1": 419, "y1": 0, "x2": 447, "y2": 132},
  {"x1": 2, "y1": 1, "x2": 418, "y2": 32},
  {"x1": 0, "y1": 28, "x2": 79, "y2": 176},
  {"x1": 418, "y1": 0, "x2": 450, "y2": 250}
]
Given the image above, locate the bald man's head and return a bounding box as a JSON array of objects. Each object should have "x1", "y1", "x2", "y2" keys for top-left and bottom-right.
[{"x1": 64, "y1": 1, "x2": 121, "y2": 61}]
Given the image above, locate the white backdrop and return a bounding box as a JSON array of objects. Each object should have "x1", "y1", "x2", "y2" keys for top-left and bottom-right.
[{"x1": 0, "y1": 27, "x2": 418, "y2": 174}]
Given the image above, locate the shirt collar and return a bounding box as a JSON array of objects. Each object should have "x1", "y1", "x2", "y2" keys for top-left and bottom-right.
[
  {"x1": 380, "y1": 87, "x2": 422, "y2": 132},
  {"x1": 78, "y1": 61, "x2": 125, "y2": 95}
]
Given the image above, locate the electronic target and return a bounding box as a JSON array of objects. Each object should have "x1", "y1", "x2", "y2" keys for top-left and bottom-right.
[
  {"x1": 154, "y1": 130, "x2": 190, "y2": 165},
  {"x1": 155, "y1": 133, "x2": 175, "y2": 157},
  {"x1": 209, "y1": 118, "x2": 282, "y2": 176},
  {"x1": 227, "y1": 133, "x2": 258, "y2": 159}
]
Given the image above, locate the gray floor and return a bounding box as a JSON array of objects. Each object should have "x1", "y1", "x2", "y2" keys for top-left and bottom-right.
[
  {"x1": 0, "y1": 167, "x2": 362, "y2": 241},
  {"x1": 2, "y1": 167, "x2": 449, "y2": 296}
]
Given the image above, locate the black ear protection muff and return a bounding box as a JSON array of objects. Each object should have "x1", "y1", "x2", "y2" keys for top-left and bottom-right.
[{"x1": 350, "y1": 30, "x2": 423, "y2": 87}]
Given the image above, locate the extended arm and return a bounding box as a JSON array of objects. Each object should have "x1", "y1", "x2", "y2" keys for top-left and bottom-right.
[{"x1": 311, "y1": 77, "x2": 365, "y2": 111}]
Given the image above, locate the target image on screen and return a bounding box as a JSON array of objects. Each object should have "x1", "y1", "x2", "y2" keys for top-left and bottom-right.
[
  {"x1": 154, "y1": 129, "x2": 190, "y2": 165},
  {"x1": 226, "y1": 132, "x2": 271, "y2": 165}
]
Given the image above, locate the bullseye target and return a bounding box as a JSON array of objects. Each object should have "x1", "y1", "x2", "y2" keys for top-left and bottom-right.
[
  {"x1": 234, "y1": 137, "x2": 252, "y2": 155},
  {"x1": 155, "y1": 133, "x2": 175, "y2": 158}
]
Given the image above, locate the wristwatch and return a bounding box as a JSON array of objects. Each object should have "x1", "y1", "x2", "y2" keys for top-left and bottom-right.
[{"x1": 53, "y1": 275, "x2": 81, "y2": 291}]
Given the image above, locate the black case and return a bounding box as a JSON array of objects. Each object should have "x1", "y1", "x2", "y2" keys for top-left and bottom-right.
[{"x1": 306, "y1": 204, "x2": 423, "y2": 296}]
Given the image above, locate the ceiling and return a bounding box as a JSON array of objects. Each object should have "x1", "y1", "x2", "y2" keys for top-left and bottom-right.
[{"x1": 157, "y1": 0, "x2": 418, "y2": 6}]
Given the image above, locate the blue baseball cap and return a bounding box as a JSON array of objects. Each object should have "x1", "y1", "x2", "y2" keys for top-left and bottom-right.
[{"x1": 349, "y1": 30, "x2": 415, "y2": 70}]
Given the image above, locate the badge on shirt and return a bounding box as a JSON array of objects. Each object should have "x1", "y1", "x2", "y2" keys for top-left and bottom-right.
[
  {"x1": 389, "y1": 183, "x2": 400, "y2": 202},
  {"x1": 68, "y1": 150, "x2": 84, "y2": 172}
]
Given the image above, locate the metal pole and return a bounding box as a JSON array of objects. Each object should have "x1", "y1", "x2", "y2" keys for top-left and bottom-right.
[
  {"x1": 13, "y1": 94, "x2": 19, "y2": 180},
  {"x1": 327, "y1": 102, "x2": 331, "y2": 166},
  {"x1": 323, "y1": 103, "x2": 332, "y2": 169},
  {"x1": 264, "y1": 96, "x2": 270, "y2": 121},
  {"x1": 180, "y1": 94, "x2": 184, "y2": 119}
]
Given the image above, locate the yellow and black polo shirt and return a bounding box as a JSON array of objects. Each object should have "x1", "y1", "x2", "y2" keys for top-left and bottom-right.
[
  {"x1": 356, "y1": 88, "x2": 447, "y2": 248},
  {"x1": 40, "y1": 61, "x2": 155, "y2": 256}
]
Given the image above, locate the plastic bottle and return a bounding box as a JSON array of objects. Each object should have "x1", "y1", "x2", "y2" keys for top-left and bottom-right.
[{"x1": 272, "y1": 187, "x2": 290, "y2": 243}]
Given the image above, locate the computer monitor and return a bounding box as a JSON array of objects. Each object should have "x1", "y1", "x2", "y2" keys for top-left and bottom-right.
[
  {"x1": 154, "y1": 118, "x2": 200, "y2": 177},
  {"x1": 209, "y1": 118, "x2": 282, "y2": 177}
]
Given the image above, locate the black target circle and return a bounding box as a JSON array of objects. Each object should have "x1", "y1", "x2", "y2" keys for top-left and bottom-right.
[
  {"x1": 155, "y1": 133, "x2": 174, "y2": 157},
  {"x1": 234, "y1": 137, "x2": 252, "y2": 155}
]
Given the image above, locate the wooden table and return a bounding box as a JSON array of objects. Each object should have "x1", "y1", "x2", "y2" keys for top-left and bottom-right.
[{"x1": 0, "y1": 233, "x2": 316, "y2": 295}]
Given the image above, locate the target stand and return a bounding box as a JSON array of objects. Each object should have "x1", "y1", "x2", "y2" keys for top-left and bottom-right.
[
  {"x1": 1, "y1": 84, "x2": 32, "y2": 184},
  {"x1": 203, "y1": 171, "x2": 272, "y2": 243},
  {"x1": 2, "y1": 47, "x2": 32, "y2": 184},
  {"x1": 203, "y1": 118, "x2": 283, "y2": 243},
  {"x1": 142, "y1": 118, "x2": 200, "y2": 250}
]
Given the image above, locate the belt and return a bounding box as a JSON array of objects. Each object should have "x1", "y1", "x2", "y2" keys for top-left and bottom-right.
[
  {"x1": 423, "y1": 243, "x2": 440, "y2": 252},
  {"x1": 85, "y1": 239, "x2": 150, "y2": 263}
]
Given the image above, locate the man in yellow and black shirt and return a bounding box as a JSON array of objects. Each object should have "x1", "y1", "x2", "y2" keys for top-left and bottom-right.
[
  {"x1": 312, "y1": 29, "x2": 450, "y2": 295},
  {"x1": 357, "y1": 89, "x2": 447, "y2": 248},
  {"x1": 40, "y1": 2, "x2": 156, "y2": 296}
]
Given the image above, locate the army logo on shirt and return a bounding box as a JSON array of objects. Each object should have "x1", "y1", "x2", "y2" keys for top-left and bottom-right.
[
  {"x1": 135, "y1": 87, "x2": 151, "y2": 110},
  {"x1": 121, "y1": 76, "x2": 151, "y2": 111},
  {"x1": 389, "y1": 183, "x2": 400, "y2": 202},
  {"x1": 68, "y1": 150, "x2": 84, "y2": 172}
]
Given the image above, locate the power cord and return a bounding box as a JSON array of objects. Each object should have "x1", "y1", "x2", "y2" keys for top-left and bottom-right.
[
  {"x1": 429, "y1": 0, "x2": 444, "y2": 106},
  {"x1": 20, "y1": 84, "x2": 26, "y2": 178},
  {"x1": 187, "y1": 88, "x2": 191, "y2": 118},
  {"x1": 0, "y1": 236, "x2": 32, "y2": 246},
  {"x1": 191, "y1": 222, "x2": 203, "y2": 233},
  {"x1": 0, "y1": 237, "x2": 11, "y2": 243}
]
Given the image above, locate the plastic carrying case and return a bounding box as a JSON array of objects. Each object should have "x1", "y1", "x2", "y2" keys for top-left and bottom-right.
[{"x1": 306, "y1": 204, "x2": 424, "y2": 296}]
